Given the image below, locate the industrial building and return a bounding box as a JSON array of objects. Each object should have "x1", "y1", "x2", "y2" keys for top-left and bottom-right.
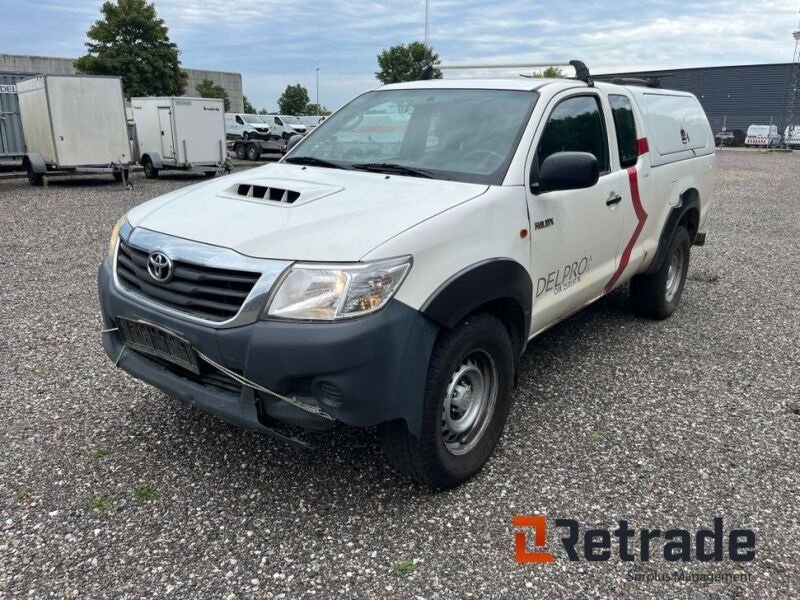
[
  {"x1": 0, "y1": 54, "x2": 243, "y2": 112},
  {"x1": 597, "y1": 63, "x2": 799, "y2": 134}
]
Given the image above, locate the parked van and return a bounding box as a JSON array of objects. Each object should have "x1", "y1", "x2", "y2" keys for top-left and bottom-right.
[
  {"x1": 99, "y1": 62, "x2": 715, "y2": 488},
  {"x1": 744, "y1": 124, "x2": 781, "y2": 147},
  {"x1": 299, "y1": 115, "x2": 324, "y2": 131},
  {"x1": 264, "y1": 114, "x2": 308, "y2": 139},
  {"x1": 225, "y1": 113, "x2": 271, "y2": 140},
  {"x1": 784, "y1": 124, "x2": 800, "y2": 148}
]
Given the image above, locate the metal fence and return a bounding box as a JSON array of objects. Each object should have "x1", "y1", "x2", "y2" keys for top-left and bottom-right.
[{"x1": 0, "y1": 72, "x2": 32, "y2": 159}]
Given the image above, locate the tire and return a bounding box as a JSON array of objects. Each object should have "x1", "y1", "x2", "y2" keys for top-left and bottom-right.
[
  {"x1": 242, "y1": 131, "x2": 250, "y2": 141},
  {"x1": 246, "y1": 143, "x2": 260, "y2": 161},
  {"x1": 235, "y1": 144, "x2": 247, "y2": 160},
  {"x1": 113, "y1": 169, "x2": 129, "y2": 182},
  {"x1": 26, "y1": 164, "x2": 43, "y2": 187},
  {"x1": 379, "y1": 313, "x2": 515, "y2": 489},
  {"x1": 630, "y1": 226, "x2": 691, "y2": 319},
  {"x1": 142, "y1": 158, "x2": 159, "y2": 179}
]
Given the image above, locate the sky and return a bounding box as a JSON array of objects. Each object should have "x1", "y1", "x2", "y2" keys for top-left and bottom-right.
[{"x1": 1, "y1": 0, "x2": 799, "y2": 111}]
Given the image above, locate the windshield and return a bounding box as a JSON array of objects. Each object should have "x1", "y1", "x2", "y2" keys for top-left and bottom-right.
[
  {"x1": 288, "y1": 88, "x2": 538, "y2": 184},
  {"x1": 243, "y1": 114, "x2": 265, "y2": 124}
]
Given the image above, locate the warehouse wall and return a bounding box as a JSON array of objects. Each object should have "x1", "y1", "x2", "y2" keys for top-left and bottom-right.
[
  {"x1": 0, "y1": 54, "x2": 244, "y2": 112},
  {"x1": 597, "y1": 63, "x2": 799, "y2": 133}
]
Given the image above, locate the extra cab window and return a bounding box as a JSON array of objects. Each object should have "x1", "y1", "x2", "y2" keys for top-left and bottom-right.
[
  {"x1": 537, "y1": 95, "x2": 609, "y2": 173},
  {"x1": 609, "y1": 94, "x2": 638, "y2": 168}
]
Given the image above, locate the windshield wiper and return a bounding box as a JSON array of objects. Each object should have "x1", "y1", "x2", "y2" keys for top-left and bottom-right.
[
  {"x1": 351, "y1": 162, "x2": 435, "y2": 179},
  {"x1": 284, "y1": 156, "x2": 348, "y2": 170}
]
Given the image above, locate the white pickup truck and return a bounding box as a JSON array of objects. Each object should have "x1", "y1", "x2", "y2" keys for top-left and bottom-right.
[{"x1": 99, "y1": 61, "x2": 714, "y2": 488}]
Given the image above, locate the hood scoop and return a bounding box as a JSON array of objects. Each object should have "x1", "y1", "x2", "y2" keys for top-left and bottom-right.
[
  {"x1": 219, "y1": 177, "x2": 343, "y2": 207},
  {"x1": 236, "y1": 183, "x2": 300, "y2": 204}
]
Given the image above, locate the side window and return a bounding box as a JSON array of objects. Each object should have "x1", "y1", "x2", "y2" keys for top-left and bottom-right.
[
  {"x1": 537, "y1": 95, "x2": 609, "y2": 173},
  {"x1": 275, "y1": 117, "x2": 283, "y2": 126},
  {"x1": 235, "y1": 116, "x2": 244, "y2": 125},
  {"x1": 609, "y1": 95, "x2": 638, "y2": 168}
]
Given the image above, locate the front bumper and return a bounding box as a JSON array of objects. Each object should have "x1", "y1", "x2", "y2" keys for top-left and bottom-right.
[{"x1": 98, "y1": 259, "x2": 438, "y2": 436}]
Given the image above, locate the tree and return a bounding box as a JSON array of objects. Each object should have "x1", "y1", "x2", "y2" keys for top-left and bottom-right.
[
  {"x1": 375, "y1": 42, "x2": 441, "y2": 84},
  {"x1": 278, "y1": 84, "x2": 310, "y2": 115},
  {"x1": 257, "y1": 108, "x2": 270, "y2": 115},
  {"x1": 196, "y1": 79, "x2": 230, "y2": 112},
  {"x1": 532, "y1": 66, "x2": 564, "y2": 78},
  {"x1": 243, "y1": 95, "x2": 256, "y2": 113},
  {"x1": 305, "y1": 103, "x2": 331, "y2": 116},
  {"x1": 74, "y1": 0, "x2": 186, "y2": 98}
]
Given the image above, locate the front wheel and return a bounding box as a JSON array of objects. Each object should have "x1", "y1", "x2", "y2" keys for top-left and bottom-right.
[
  {"x1": 379, "y1": 313, "x2": 514, "y2": 489},
  {"x1": 242, "y1": 131, "x2": 250, "y2": 140},
  {"x1": 630, "y1": 226, "x2": 690, "y2": 319}
]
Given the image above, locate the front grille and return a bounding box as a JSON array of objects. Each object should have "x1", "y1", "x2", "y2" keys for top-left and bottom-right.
[{"x1": 116, "y1": 239, "x2": 261, "y2": 321}]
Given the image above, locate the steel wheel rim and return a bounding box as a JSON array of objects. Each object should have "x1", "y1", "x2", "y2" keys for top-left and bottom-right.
[
  {"x1": 441, "y1": 349, "x2": 498, "y2": 456},
  {"x1": 665, "y1": 245, "x2": 684, "y2": 303}
]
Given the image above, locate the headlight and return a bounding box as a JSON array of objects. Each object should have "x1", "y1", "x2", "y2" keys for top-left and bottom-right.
[
  {"x1": 108, "y1": 215, "x2": 127, "y2": 256},
  {"x1": 266, "y1": 256, "x2": 412, "y2": 321}
]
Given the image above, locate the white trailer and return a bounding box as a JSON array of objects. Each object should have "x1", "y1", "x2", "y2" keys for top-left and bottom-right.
[
  {"x1": 16, "y1": 75, "x2": 131, "y2": 187},
  {"x1": 131, "y1": 97, "x2": 230, "y2": 178}
]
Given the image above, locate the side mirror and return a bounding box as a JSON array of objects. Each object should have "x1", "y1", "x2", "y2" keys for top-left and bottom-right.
[
  {"x1": 285, "y1": 134, "x2": 303, "y2": 153},
  {"x1": 533, "y1": 151, "x2": 599, "y2": 193}
]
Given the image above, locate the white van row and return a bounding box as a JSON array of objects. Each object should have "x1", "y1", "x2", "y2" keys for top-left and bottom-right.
[
  {"x1": 225, "y1": 113, "x2": 317, "y2": 141},
  {"x1": 744, "y1": 124, "x2": 800, "y2": 148}
]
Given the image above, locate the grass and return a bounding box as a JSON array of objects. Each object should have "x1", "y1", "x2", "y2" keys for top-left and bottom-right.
[
  {"x1": 90, "y1": 493, "x2": 113, "y2": 512},
  {"x1": 393, "y1": 560, "x2": 416, "y2": 577},
  {"x1": 134, "y1": 482, "x2": 158, "y2": 504},
  {"x1": 15, "y1": 489, "x2": 29, "y2": 502},
  {"x1": 588, "y1": 431, "x2": 605, "y2": 443},
  {"x1": 90, "y1": 448, "x2": 109, "y2": 461}
]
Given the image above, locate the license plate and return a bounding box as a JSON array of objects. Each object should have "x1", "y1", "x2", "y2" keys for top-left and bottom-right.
[{"x1": 117, "y1": 318, "x2": 200, "y2": 374}]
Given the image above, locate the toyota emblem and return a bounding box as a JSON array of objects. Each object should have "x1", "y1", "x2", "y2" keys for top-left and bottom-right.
[{"x1": 147, "y1": 251, "x2": 174, "y2": 283}]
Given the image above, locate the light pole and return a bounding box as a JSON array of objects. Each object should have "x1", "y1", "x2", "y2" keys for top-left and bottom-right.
[
  {"x1": 424, "y1": 0, "x2": 430, "y2": 47},
  {"x1": 315, "y1": 68, "x2": 320, "y2": 107}
]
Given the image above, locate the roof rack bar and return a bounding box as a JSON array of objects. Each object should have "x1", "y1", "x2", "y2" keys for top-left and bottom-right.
[
  {"x1": 429, "y1": 59, "x2": 593, "y2": 87},
  {"x1": 438, "y1": 61, "x2": 572, "y2": 70}
]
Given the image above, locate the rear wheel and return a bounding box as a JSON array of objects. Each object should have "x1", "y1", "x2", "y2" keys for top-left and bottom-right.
[
  {"x1": 142, "y1": 157, "x2": 159, "y2": 179},
  {"x1": 235, "y1": 144, "x2": 247, "y2": 160},
  {"x1": 379, "y1": 313, "x2": 514, "y2": 489},
  {"x1": 630, "y1": 226, "x2": 690, "y2": 319}
]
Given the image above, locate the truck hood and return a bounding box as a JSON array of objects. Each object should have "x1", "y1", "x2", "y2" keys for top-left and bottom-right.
[{"x1": 126, "y1": 163, "x2": 488, "y2": 261}]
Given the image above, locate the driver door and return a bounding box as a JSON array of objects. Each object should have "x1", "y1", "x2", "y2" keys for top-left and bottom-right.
[{"x1": 525, "y1": 92, "x2": 628, "y2": 335}]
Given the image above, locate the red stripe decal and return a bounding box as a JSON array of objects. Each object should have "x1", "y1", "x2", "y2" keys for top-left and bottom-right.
[
  {"x1": 637, "y1": 137, "x2": 649, "y2": 156},
  {"x1": 604, "y1": 165, "x2": 648, "y2": 294}
]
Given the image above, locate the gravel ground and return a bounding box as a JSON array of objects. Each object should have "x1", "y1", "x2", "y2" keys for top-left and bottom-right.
[{"x1": 1, "y1": 151, "x2": 798, "y2": 598}]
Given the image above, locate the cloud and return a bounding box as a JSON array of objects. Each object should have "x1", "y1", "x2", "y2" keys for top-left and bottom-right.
[{"x1": 1, "y1": 0, "x2": 798, "y2": 109}]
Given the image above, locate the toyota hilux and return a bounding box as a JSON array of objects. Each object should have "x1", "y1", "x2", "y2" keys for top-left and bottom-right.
[{"x1": 99, "y1": 61, "x2": 715, "y2": 488}]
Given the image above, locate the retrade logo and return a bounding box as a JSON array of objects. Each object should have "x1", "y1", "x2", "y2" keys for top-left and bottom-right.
[
  {"x1": 514, "y1": 516, "x2": 755, "y2": 563},
  {"x1": 147, "y1": 251, "x2": 174, "y2": 283}
]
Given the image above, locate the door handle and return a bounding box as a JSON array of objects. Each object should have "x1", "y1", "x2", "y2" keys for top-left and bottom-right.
[{"x1": 606, "y1": 193, "x2": 623, "y2": 206}]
